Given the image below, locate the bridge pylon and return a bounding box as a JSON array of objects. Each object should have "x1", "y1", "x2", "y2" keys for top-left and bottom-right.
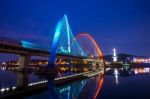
[{"x1": 48, "y1": 14, "x2": 86, "y2": 68}]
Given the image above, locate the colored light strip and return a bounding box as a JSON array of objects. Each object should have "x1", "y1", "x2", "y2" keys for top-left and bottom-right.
[{"x1": 75, "y1": 33, "x2": 104, "y2": 63}]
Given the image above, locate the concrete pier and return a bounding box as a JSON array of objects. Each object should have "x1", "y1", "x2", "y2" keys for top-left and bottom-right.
[{"x1": 19, "y1": 54, "x2": 30, "y2": 68}]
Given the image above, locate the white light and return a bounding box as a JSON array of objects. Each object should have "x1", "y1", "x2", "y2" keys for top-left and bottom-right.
[
  {"x1": 106, "y1": 68, "x2": 111, "y2": 72},
  {"x1": 114, "y1": 69, "x2": 119, "y2": 75},
  {"x1": 6, "y1": 88, "x2": 9, "y2": 91},
  {"x1": 115, "y1": 74, "x2": 119, "y2": 84},
  {"x1": 12, "y1": 87, "x2": 16, "y2": 90},
  {"x1": 113, "y1": 48, "x2": 117, "y2": 62},
  {"x1": 30, "y1": 83, "x2": 33, "y2": 86},
  {"x1": 2, "y1": 62, "x2": 6, "y2": 65},
  {"x1": 113, "y1": 48, "x2": 116, "y2": 56},
  {"x1": 28, "y1": 80, "x2": 48, "y2": 87},
  {"x1": 36, "y1": 82, "x2": 39, "y2": 84},
  {"x1": 0, "y1": 88, "x2": 5, "y2": 92},
  {"x1": 144, "y1": 68, "x2": 150, "y2": 73},
  {"x1": 2, "y1": 67, "x2": 5, "y2": 70},
  {"x1": 114, "y1": 69, "x2": 119, "y2": 84},
  {"x1": 82, "y1": 81, "x2": 84, "y2": 84},
  {"x1": 34, "y1": 82, "x2": 37, "y2": 85},
  {"x1": 134, "y1": 70, "x2": 138, "y2": 74}
]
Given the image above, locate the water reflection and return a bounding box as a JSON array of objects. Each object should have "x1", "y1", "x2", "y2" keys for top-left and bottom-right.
[
  {"x1": 56, "y1": 75, "x2": 103, "y2": 99},
  {"x1": 1, "y1": 66, "x2": 150, "y2": 99},
  {"x1": 55, "y1": 79, "x2": 87, "y2": 99},
  {"x1": 113, "y1": 69, "x2": 119, "y2": 84},
  {"x1": 27, "y1": 74, "x2": 104, "y2": 99},
  {"x1": 106, "y1": 67, "x2": 150, "y2": 76},
  {"x1": 105, "y1": 67, "x2": 150, "y2": 85}
]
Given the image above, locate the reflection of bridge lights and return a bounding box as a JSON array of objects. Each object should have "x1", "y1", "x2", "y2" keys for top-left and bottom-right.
[
  {"x1": 81, "y1": 81, "x2": 84, "y2": 84},
  {"x1": 59, "y1": 86, "x2": 71, "y2": 94},
  {"x1": 93, "y1": 77, "x2": 104, "y2": 99},
  {"x1": 28, "y1": 80, "x2": 48, "y2": 86}
]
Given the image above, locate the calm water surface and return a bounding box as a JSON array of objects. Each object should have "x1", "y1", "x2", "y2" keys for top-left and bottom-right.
[{"x1": 1, "y1": 67, "x2": 150, "y2": 99}]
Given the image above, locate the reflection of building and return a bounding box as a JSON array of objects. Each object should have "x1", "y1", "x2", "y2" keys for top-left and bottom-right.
[
  {"x1": 113, "y1": 69, "x2": 119, "y2": 84},
  {"x1": 134, "y1": 68, "x2": 150, "y2": 74}
]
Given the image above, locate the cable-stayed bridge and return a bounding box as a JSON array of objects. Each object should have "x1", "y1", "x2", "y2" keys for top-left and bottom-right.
[
  {"x1": 0, "y1": 14, "x2": 105, "y2": 99},
  {"x1": 0, "y1": 14, "x2": 104, "y2": 68}
]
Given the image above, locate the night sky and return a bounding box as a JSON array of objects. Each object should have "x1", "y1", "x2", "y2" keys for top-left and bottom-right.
[{"x1": 0, "y1": 0, "x2": 150, "y2": 56}]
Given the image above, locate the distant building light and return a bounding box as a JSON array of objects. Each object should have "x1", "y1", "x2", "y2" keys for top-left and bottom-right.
[
  {"x1": 0, "y1": 88, "x2": 5, "y2": 92},
  {"x1": 2, "y1": 62, "x2": 6, "y2": 65},
  {"x1": 133, "y1": 57, "x2": 150, "y2": 63},
  {"x1": 112, "y1": 48, "x2": 117, "y2": 62}
]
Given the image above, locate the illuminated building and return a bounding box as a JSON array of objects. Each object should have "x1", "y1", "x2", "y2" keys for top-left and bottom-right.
[
  {"x1": 112, "y1": 48, "x2": 117, "y2": 62},
  {"x1": 133, "y1": 57, "x2": 150, "y2": 63}
]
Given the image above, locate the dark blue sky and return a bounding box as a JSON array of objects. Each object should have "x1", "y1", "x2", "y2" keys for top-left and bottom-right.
[{"x1": 0, "y1": 0, "x2": 150, "y2": 56}]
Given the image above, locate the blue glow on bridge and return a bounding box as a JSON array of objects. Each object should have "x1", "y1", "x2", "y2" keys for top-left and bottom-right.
[
  {"x1": 48, "y1": 14, "x2": 87, "y2": 67},
  {"x1": 48, "y1": 18, "x2": 63, "y2": 64},
  {"x1": 21, "y1": 40, "x2": 49, "y2": 51},
  {"x1": 65, "y1": 14, "x2": 71, "y2": 53},
  {"x1": 21, "y1": 41, "x2": 37, "y2": 49},
  {"x1": 55, "y1": 15, "x2": 86, "y2": 56}
]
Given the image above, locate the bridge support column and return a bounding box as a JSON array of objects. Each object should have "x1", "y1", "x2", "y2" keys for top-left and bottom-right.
[
  {"x1": 16, "y1": 72, "x2": 28, "y2": 89},
  {"x1": 68, "y1": 59, "x2": 72, "y2": 75},
  {"x1": 19, "y1": 54, "x2": 30, "y2": 68},
  {"x1": 92, "y1": 62, "x2": 96, "y2": 67},
  {"x1": 92, "y1": 62, "x2": 97, "y2": 71}
]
